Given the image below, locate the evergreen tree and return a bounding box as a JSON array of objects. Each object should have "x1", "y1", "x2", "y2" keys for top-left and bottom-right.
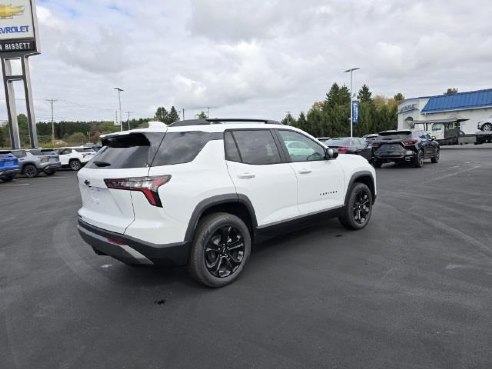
[
  {"x1": 167, "y1": 106, "x2": 180, "y2": 124},
  {"x1": 357, "y1": 84, "x2": 372, "y2": 103},
  {"x1": 197, "y1": 111, "x2": 208, "y2": 119},
  {"x1": 281, "y1": 112, "x2": 296, "y2": 126}
]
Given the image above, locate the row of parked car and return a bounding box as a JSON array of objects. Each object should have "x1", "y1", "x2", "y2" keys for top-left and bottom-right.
[
  {"x1": 318, "y1": 129, "x2": 440, "y2": 168},
  {"x1": 0, "y1": 145, "x2": 99, "y2": 181}
]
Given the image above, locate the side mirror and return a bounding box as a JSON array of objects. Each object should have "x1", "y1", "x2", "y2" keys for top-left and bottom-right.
[{"x1": 325, "y1": 148, "x2": 338, "y2": 160}]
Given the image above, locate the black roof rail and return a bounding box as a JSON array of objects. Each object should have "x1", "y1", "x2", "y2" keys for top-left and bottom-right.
[{"x1": 169, "y1": 118, "x2": 283, "y2": 127}]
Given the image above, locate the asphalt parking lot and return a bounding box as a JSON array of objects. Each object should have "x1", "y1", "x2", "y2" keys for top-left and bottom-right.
[{"x1": 1, "y1": 147, "x2": 492, "y2": 369}]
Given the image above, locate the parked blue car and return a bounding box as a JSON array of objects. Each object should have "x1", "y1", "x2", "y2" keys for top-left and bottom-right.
[{"x1": 0, "y1": 151, "x2": 21, "y2": 182}]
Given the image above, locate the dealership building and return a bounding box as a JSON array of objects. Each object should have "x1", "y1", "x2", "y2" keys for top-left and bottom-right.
[{"x1": 397, "y1": 89, "x2": 492, "y2": 134}]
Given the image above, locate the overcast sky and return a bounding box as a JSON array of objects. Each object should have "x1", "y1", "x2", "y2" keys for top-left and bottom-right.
[{"x1": 2, "y1": 0, "x2": 492, "y2": 122}]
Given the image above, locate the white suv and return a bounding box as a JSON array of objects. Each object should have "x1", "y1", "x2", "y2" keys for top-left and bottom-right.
[
  {"x1": 58, "y1": 146, "x2": 97, "y2": 171},
  {"x1": 77, "y1": 119, "x2": 377, "y2": 287}
]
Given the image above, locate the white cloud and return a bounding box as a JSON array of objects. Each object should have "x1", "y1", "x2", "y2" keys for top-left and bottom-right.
[{"x1": 0, "y1": 0, "x2": 491, "y2": 122}]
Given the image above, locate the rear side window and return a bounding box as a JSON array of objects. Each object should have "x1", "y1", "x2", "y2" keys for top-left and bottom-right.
[
  {"x1": 86, "y1": 132, "x2": 165, "y2": 169},
  {"x1": 152, "y1": 132, "x2": 220, "y2": 166},
  {"x1": 229, "y1": 130, "x2": 281, "y2": 165}
]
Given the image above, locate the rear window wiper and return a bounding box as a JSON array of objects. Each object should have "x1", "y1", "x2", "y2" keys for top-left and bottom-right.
[{"x1": 93, "y1": 161, "x2": 111, "y2": 167}]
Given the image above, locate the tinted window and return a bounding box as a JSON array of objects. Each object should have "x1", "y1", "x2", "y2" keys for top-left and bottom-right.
[
  {"x1": 12, "y1": 150, "x2": 26, "y2": 158},
  {"x1": 232, "y1": 130, "x2": 281, "y2": 165},
  {"x1": 277, "y1": 130, "x2": 325, "y2": 162},
  {"x1": 377, "y1": 131, "x2": 411, "y2": 140},
  {"x1": 152, "y1": 132, "x2": 220, "y2": 166},
  {"x1": 29, "y1": 149, "x2": 43, "y2": 155},
  {"x1": 224, "y1": 131, "x2": 241, "y2": 162},
  {"x1": 75, "y1": 148, "x2": 95, "y2": 153},
  {"x1": 86, "y1": 132, "x2": 165, "y2": 169}
]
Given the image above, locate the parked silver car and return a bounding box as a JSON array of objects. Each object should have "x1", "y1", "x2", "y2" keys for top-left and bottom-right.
[{"x1": 6, "y1": 149, "x2": 62, "y2": 178}]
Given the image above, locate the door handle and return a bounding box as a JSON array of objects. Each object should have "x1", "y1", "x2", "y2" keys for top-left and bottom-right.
[
  {"x1": 298, "y1": 169, "x2": 312, "y2": 174},
  {"x1": 237, "y1": 172, "x2": 255, "y2": 179}
]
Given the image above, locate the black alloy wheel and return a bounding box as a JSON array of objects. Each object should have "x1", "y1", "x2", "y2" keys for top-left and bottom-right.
[
  {"x1": 204, "y1": 225, "x2": 245, "y2": 278},
  {"x1": 23, "y1": 164, "x2": 38, "y2": 178},
  {"x1": 70, "y1": 159, "x2": 82, "y2": 171},
  {"x1": 189, "y1": 212, "x2": 251, "y2": 287},
  {"x1": 339, "y1": 182, "x2": 373, "y2": 230},
  {"x1": 482, "y1": 123, "x2": 492, "y2": 131}
]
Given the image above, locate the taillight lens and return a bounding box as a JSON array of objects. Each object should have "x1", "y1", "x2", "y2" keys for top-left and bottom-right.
[
  {"x1": 402, "y1": 139, "x2": 418, "y2": 146},
  {"x1": 104, "y1": 175, "x2": 171, "y2": 207},
  {"x1": 337, "y1": 147, "x2": 348, "y2": 153}
]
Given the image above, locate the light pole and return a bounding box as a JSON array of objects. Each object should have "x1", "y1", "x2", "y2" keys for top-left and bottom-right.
[
  {"x1": 344, "y1": 67, "x2": 359, "y2": 137},
  {"x1": 114, "y1": 87, "x2": 124, "y2": 131},
  {"x1": 46, "y1": 99, "x2": 57, "y2": 146}
]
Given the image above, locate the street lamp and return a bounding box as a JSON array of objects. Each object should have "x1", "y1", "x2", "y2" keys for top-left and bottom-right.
[
  {"x1": 114, "y1": 87, "x2": 124, "y2": 131},
  {"x1": 344, "y1": 67, "x2": 359, "y2": 137}
]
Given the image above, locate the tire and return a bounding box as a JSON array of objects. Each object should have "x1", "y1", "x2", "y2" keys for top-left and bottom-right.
[
  {"x1": 23, "y1": 164, "x2": 38, "y2": 178},
  {"x1": 373, "y1": 160, "x2": 382, "y2": 168},
  {"x1": 431, "y1": 149, "x2": 440, "y2": 163},
  {"x1": 339, "y1": 183, "x2": 373, "y2": 230},
  {"x1": 482, "y1": 123, "x2": 492, "y2": 132},
  {"x1": 69, "y1": 159, "x2": 82, "y2": 171},
  {"x1": 414, "y1": 150, "x2": 424, "y2": 168},
  {"x1": 188, "y1": 212, "x2": 251, "y2": 288},
  {"x1": 2, "y1": 175, "x2": 14, "y2": 182}
]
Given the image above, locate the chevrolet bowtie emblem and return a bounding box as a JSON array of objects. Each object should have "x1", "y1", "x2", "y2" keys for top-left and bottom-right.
[{"x1": 0, "y1": 4, "x2": 24, "y2": 18}]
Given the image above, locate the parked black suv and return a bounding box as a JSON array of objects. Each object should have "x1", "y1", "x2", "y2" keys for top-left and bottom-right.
[{"x1": 371, "y1": 130, "x2": 440, "y2": 168}]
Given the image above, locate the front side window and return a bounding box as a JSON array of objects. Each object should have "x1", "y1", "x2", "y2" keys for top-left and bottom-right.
[
  {"x1": 277, "y1": 130, "x2": 325, "y2": 162},
  {"x1": 230, "y1": 130, "x2": 281, "y2": 165}
]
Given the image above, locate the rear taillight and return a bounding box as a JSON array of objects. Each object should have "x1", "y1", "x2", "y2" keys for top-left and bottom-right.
[
  {"x1": 402, "y1": 139, "x2": 418, "y2": 146},
  {"x1": 104, "y1": 175, "x2": 171, "y2": 207},
  {"x1": 337, "y1": 147, "x2": 348, "y2": 153}
]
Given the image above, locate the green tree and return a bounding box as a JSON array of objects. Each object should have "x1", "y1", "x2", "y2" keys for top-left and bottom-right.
[
  {"x1": 357, "y1": 84, "x2": 372, "y2": 103},
  {"x1": 66, "y1": 132, "x2": 87, "y2": 145},
  {"x1": 154, "y1": 107, "x2": 168, "y2": 122},
  {"x1": 394, "y1": 93, "x2": 405, "y2": 102},
  {"x1": 197, "y1": 111, "x2": 208, "y2": 119},
  {"x1": 167, "y1": 106, "x2": 180, "y2": 124},
  {"x1": 444, "y1": 88, "x2": 458, "y2": 95},
  {"x1": 295, "y1": 112, "x2": 308, "y2": 132},
  {"x1": 281, "y1": 112, "x2": 296, "y2": 126}
]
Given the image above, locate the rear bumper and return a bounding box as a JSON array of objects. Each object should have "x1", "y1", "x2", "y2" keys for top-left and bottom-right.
[
  {"x1": 374, "y1": 150, "x2": 416, "y2": 162},
  {"x1": 77, "y1": 218, "x2": 190, "y2": 267},
  {"x1": 0, "y1": 168, "x2": 20, "y2": 178},
  {"x1": 44, "y1": 162, "x2": 62, "y2": 171}
]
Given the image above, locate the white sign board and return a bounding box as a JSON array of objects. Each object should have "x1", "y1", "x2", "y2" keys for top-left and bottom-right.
[{"x1": 0, "y1": 0, "x2": 40, "y2": 56}]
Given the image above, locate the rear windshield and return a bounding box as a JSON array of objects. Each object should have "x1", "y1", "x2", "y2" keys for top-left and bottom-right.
[
  {"x1": 29, "y1": 149, "x2": 43, "y2": 155},
  {"x1": 86, "y1": 132, "x2": 164, "y2": 169},
  {"x1": 377, "y1": 131, "x2": 411, "y2": 140},
  {"x1": 86, "y1": 131, "x2": 220, "y2": 169},
  {"x1": 325, "y1": 138, "x2": 351, "y2": 146}
]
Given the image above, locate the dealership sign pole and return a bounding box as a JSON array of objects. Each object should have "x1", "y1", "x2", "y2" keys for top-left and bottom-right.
[{"x1": 0, "y1": 0, "x2": 41, "y2": 149}]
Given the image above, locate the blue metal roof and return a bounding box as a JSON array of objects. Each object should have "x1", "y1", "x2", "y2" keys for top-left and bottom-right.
[{"x1": 421, "y1": 89, "x2": 492, "y2": 113}]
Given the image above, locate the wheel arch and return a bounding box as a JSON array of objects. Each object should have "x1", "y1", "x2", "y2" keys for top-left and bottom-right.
[
  {"x1": 345, "y1": 171, "x2": 376, "y2": 206},
  {"x1": 184, "y1": 194, "x2": 258, "y2": 244}
]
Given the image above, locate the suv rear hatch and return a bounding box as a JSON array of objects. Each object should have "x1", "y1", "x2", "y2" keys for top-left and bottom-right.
[
  {"x1": 77, "y1": 131, "x2": 166, "y2": 233},
  {"x1": 373, "y1": 131, "x2": 414, "y2": 157}
]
